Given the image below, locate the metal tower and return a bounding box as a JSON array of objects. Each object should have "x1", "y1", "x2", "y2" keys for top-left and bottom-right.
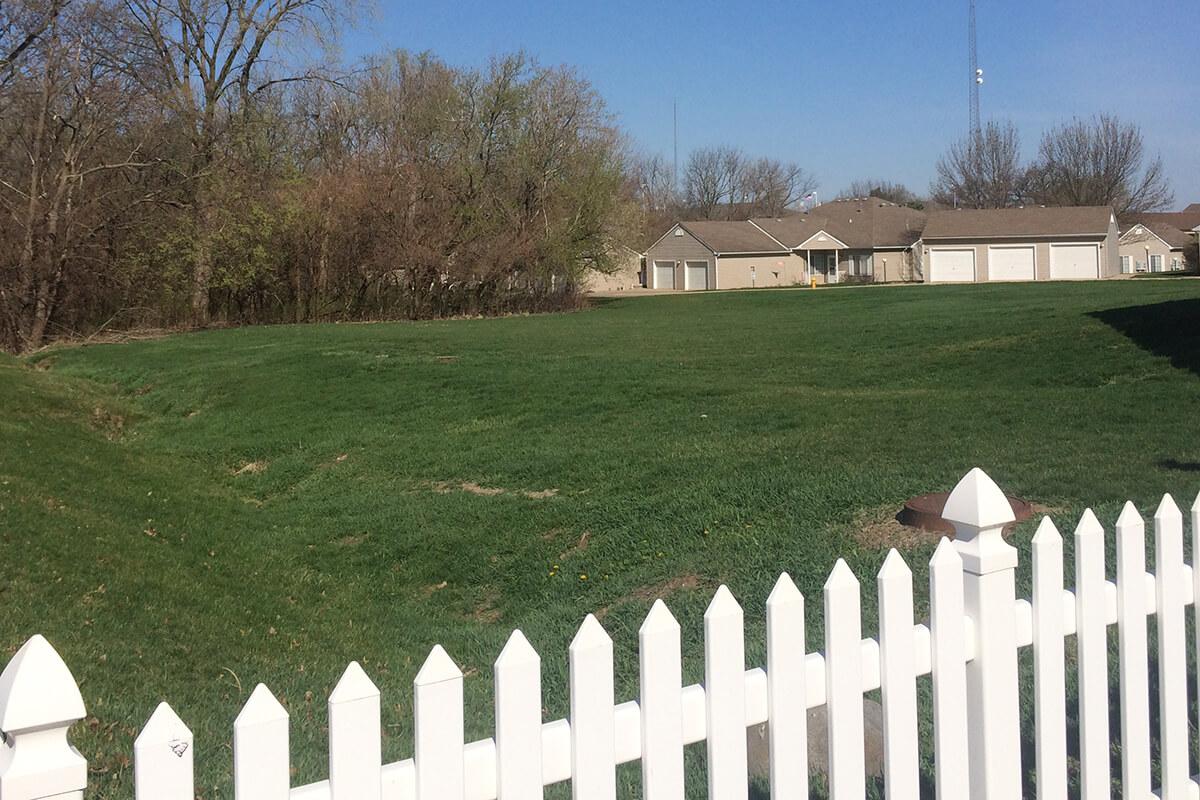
[{"x1": 969, "y1": 0, "x2": 982, "y2": 137}]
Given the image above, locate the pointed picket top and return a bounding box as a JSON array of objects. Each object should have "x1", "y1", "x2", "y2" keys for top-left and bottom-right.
[
  {"x1": 330, "y1": 661, "x2": 379, "y2": 703},
  {"x1": 570, "y1": 613, "x2": 611, "y2": 653},
  {"x1": 1155, "y1": 493, "x2": 1181, "y2": 522},
  {"x1": 640, "y1": 598, "x2": 680, "y2": 635},
  {"x1": 942, "y1": 467, "x2": 1015, "y2": 529},
  {"x1": 704, "y1": 584, "x2": 742, "y2": 621},
  {"x1": 1031, "y1": 516, "x2": 1061, "y2": 547},
  {"x1": 824, "y1": 558, "x2": 860, "y2": 591},
  {"x1": 0, "y1": 634, "x2": 85, "y2": 733},
  {"x1": 136, "y1": 701, "x2": 192, "y2": 751},
  {"x1": 1075, "y1": 507, "x2": 1104, "y2": 538},
  {"x1": 235, "y1": 683, "x2": 288, "y2": 728},
  {"x1": 930, "y1": 536, "x2": 962, "y2": 568},
  {"x1": 1115, "y1": 500, "x2": 1144, "y2": 531},
  {"x1": 878, "y1": 548, "x2": 912, "y2": 582},
  {"x1": 767, "y1": 572, "x2": 803, "y2": 608},
  {"x1": 415, "y1": 645, "x2": 461, "y2": 687},
  {"x1": 496, "y1": 629, "x2": 540, "y2": 668}
]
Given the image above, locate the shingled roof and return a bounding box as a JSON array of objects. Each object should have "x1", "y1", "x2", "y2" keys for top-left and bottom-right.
[
  {"x1": 678, "y1": 221, "x2": 789, "y2": 254},
  {"x1": 1121, "y1": 220, "x2": 1192, "y2": 249},
  {"x1": 1127, "y1": 206, "x2": 1200, "y2": 233},
  {"x1": 922, "y1": 206, "x2": 1113, "y2": 239},
  {"x1": 751, "y1": 199, "x2": 926, "y2": 250}
]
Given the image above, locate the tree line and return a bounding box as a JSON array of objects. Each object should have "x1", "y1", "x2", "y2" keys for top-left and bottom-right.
[
  {"x1": 0, "y1": 0, "x2": 1180, "y2": 353},
  {"x1": 1, "y1": 0, "x2": 631, "y2": 352}
]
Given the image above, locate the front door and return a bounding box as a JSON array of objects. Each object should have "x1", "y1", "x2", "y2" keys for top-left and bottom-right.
[{"x1": 826, "y1": 253, "x2": 838, "y2": 284}]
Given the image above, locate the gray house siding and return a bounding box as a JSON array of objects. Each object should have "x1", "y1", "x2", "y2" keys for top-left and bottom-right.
[{"x1": 644, "y1": 226, "x2": 716, "y2": 289}]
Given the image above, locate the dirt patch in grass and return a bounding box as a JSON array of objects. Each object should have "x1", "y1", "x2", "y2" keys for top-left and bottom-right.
[
  {"x1": 233, "y1": 461, "x2": 268, "y2": 476},
  {"x1": 470, "y1": 588, "x2": 502, "y2": 624},
  {"x1": 334, "y1": 534, "x2": 365, "y2": 547},
  {"x1": 427, "y1": 480, "x2": 558, "y2": 499},
  {"x1": 853, "y1": 501, "x2": 1062, "y2": 550},
  {"x1": 558, "y1": 530, "x2": 591, "y2": 560},
  {"x1": 89, "y1": 407, "x2": 126, "y2": 440},
  {"x1": 595, "y1": 573, "x2": 703, "y2": 621}
]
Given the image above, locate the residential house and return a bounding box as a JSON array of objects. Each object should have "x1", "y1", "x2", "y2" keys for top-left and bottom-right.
[
  {"x1": 750, "y1": 199, "x2": 927, "y2": 284},
  {"x1": 642, "y1": 200, "x2": 926, "y2": 290},
  {"x1": 642, "y1": 221, "x2": 801, "y2": 290},
  {"x1": 1119, "y1": 205, "x2": 1200, "y2": 273},
  {"x1": 918, "y1": 206, "x2": 1120, "y2": 282}
]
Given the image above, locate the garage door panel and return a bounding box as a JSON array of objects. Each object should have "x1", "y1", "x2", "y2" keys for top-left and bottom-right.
[
  {"x1": 930, "y1": 249, "x2": 976, "y2": 283},
  {"x1": 685, "y1": 261, "x2": 709, "y2": 291},
  {"x1": 653, "y1": 261, "x2": 676, "y2": 289},
  {"x1": 1050, "y1": 244, "x2": 1099, "y2": 280},
  {"x1": 988, "y1": 246, "x2": 1035, "y2": 282}
]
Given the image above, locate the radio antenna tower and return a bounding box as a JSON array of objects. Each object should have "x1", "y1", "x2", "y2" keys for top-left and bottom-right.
[{"x1": 969, "y1": 0, "x2": 983, "y2": 137}]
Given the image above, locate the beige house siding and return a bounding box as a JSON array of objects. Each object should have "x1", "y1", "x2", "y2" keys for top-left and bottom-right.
[
  {"x1": 644, "y1": 226, "x2": 715, "y2": 289},
  {"x1": 1119, "y1": 229, "x2": 1184, "y2": 274},
  {"x1": 714, "y1": 253, "x2": 805, "y2": 289},
  {"x1": 584, "y1": 250, "x2": 644, "y2": 292},
  {"x1": 920, "y1": 235, "x2": 1114, "y2": 282}
]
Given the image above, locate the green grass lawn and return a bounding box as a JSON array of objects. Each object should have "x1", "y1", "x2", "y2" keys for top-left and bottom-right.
[{"x1": 3, "y1": 280, "x2": 1200, "y2": 798}]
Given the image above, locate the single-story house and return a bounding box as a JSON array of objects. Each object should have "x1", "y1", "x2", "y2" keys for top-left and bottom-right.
[
  {"x1": 1119, "y1": 205, "x2": 1200, "y2": 273},
  {"x1": 642, "y1": 220, "x2": 801, "y2": 290},
  {"x1": 1118, "y1": 221, "x2": 1189, "y2": 273},
  {"x1": 918, "y1": 206, "x2": 1120, "y2": 282},
  {"x1": 749, "y1": 200, "x2": 926, "y2": 284},
  {"x1": 643, "y1": 200, "x2": 926, "y2": 290}
]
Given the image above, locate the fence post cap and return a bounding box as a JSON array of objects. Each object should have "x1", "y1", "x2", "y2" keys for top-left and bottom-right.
[
  {"x1": 944, "y1": 468, "x2": 1017, "y2": 574},
  {"x1": 331, "y1": 661, "x2": 379, "y2": 702},
  {"x1": 0, "y1": 635, "x2": 85, "y2": 734},
  {"x1": 1154, "y1": 493, "x2": 1180, "y2": 521},
  {"x1": 235, "y1": 683, "x2": 288, "y2": 728},
  {"x1": 415, "y1": 646, "x2": 461, "y2": 687}
]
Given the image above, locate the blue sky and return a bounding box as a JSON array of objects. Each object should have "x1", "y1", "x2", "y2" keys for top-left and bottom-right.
[{"x1": 343, "y1": 0, "x2": 1199, "y2": 206}]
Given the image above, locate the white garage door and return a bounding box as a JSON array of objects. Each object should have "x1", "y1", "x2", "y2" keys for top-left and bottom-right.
[
  {"x1": 653, "y1": 261, "x2": 676, "y2": 289},
  {"x1": 988, "y1": 246, "x2": 1036, "y2": 282},
  {"x1": 1050, "y1": 244, "x2": 1099, "y2": 280},
  {"x1": 930, "y1": 249, "x2": 976, "y2": 283},
  {"x1": 685, "y1": 261, "x2": 709, "y2": 290}
]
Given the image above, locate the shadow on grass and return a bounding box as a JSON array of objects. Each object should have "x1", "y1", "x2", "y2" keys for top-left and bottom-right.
[{"x1": 1090, "y1": 299, "x2": 1200, "y2": 379}]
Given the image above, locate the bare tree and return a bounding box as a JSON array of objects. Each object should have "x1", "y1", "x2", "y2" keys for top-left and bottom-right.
[
  {"x1": 684, "y1": 145, "x2": 744, "y2": 219},
  {"x1": 117, "y1": 0, "x2": 347, "y2": 325},
  {"x1": 838, "y1": 179, "x2": 923, "y2": 208},
  {"x1": 931, "y1": 120, "x2": 1025, "y2": 208},
  {"x1": 1027, "y1": 114, "x2": 1173, "y2": 217},
  {"x1": 740, "y1": 157, "x2": 815, "y2": 216}
]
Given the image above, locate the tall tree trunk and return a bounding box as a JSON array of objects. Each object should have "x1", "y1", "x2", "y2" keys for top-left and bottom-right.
[{"x1": 190, "y1": 194, "x2": 213, "y2": 326}]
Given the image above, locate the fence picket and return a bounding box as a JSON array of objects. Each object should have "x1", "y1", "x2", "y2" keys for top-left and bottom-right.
[
  {"x1": 929, "y1": 538, "x2": 968, "y2": 800},
  {"x1": 639, "y1": 599, "x2": 684, "y2": 800},
  {"x1": 329, "y1": 661, "x2": 382, "y2": 800},
  {"x1": 570, "y1": 614, "x2": 616, "y2": 800},
  {"x1": 495, "y1": 631, "x2": 542, "y2": 800},
  {"x1": 766, "y1": 573, "x2": 807, "y2": 799},
  {"x1": 1115, "y1": 502, "x2": 1151, "y2": 798},
  {"x1": 233, "y1": 683, "x2": 290, "y2": 800},
  {"x1": 824, "y1": 559, "x2": 865, "y2": 800},
  {"x1": 1192, "y1": 492, "x2": 1200, "y2": 778},
  {"x1": 133, "y1": 701, "x2": 193, "y2": 799},
  {"x1": 1153, "y1": 495, "x2": 1189, "y2": 799},
  {"x1": 1030, "y1": 518, "x2": 1066, "y2": 800},
  {"x1": 877, "y1": 549, "x2": 918, "y2": 800},
  {"x1": 704, "y1": 585, "x2": 748, "y2": 800},
  {"x1": 1074, "y1": 509, "x2": 1111, "y2": 800},
  {"x1": 415, "y1": 645, "x2": 464, "y2": 800}
]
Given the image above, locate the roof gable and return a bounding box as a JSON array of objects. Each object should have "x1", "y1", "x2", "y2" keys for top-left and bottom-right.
[
  {"x1": 679, "y1": 220, "x2": 788, "y2": 254},
  {"x1": 751, "y1": 199, "x2": 926, "y2": 250}
]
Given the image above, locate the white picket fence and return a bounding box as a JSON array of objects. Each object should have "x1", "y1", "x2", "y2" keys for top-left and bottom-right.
[{"x1": 2, "y1": 467, "x2": 1199, "y2": 799}]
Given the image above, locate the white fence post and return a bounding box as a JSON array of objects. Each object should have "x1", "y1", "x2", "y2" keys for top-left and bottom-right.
[
  {"x1": 0, "y1": 635, "x2": 87, "y2": 800},
  {"x1": 942, "y1": 468, "x2": 1020, "y2": 800}
]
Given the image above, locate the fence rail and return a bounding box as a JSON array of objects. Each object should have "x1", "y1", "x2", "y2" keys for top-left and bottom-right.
[{"x1": 1, "y1": 467, "x2": 1198, "y2": 799}]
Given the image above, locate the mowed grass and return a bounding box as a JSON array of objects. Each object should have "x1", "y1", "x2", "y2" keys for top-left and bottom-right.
[{"x1": 3, "y1": 280, "x2": 1200, "y2": 797}]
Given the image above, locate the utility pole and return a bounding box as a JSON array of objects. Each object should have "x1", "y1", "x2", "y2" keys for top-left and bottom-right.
[{"x1": 673, "y1": 99, "x2": 678, "y2": 191}]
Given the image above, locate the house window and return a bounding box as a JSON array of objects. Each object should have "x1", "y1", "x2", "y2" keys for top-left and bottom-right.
[
  {"x1": 1120, "y1": 255, "x2": 1132, "y2": 274},
  {"x1": 1172, "y1": 257, "x2": 1181, "y2": 270},
  {"x1": 849, "y1": 254, "x2": 874, "y2": 277},
  {"x1": 1150, "y1": 254, "x2": 1163, "y2": 272}
]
